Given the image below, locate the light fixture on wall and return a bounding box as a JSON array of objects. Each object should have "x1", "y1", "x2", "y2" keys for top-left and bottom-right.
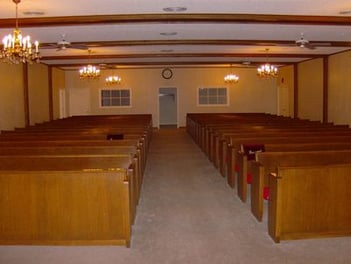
[
  {"x1": 79, "y1": 50, "x2": 100, "y2": 80},
  {"x1": 0, "y1": 0, "x2": 40, "y2": 64},
  {"x1": 224, "y1": 65, "x2": 239, "y2": 84},
  {"x1": 257, "y1": 49, "x2": 278, "y2": 78}
]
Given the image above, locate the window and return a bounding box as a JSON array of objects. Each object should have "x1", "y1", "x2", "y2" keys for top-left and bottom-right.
[
  {"x1": 198, "y1": 87, "x2": 228, "y2": 106},
  {"x1": 100, "y1": 89, "x2": 131, "y2": 107}
]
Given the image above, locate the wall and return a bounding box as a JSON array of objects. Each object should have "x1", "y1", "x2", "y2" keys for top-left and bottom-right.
[
  {"x1": 1, "y1": 51, "x2": 351, "y2": 131},
  {"x1": 277, "y1": 65, "x2": 294, "y2": 117},
  {"x1": 65, "y1": 67, "x2": 278, "y2": 127},
  {"x1": 27, "y1": 63, "x2": 50, "y2": 125},
  {"x1": 52, "y1": 67, "x2": 66, "y2": 120},
  {"x1": 328, "y1": 50, "x2": 351, "y2": 125},
  {"x1": 297, "y1": 58, "x2": 324, "y2": 121},
  {"x1": 0, "y1": 63, "x2": 25, "y2": 131}
]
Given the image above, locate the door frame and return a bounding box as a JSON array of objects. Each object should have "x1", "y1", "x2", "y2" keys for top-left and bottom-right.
[{"x1": 158, "y1": 87, "x2": 178, "y2": 128}]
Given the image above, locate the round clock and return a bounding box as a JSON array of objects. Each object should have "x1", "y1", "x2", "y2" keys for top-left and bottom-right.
[{"x1": 162, "y1": 68, "x2": 173, "y2": 79}]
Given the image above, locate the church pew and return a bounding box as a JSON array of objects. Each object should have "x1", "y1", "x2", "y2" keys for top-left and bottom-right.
[
  {"x1": 212, "y1": 123, "x2": 348, "y2": 154},
  {"x1": 216, "y1": 126, "x2": 351, "y2": 175},
  {"x1": 268, "y1": 163, "x2": 351, "y2": 243},
  {"x1": 226, "y1": 135, "x2": 351, "y2": 190},
  {"x1": 0, "y1": 154, "x2": 137, "y2": 247},
  {"x1": 248, "y1": 150, "x2": 351, "y2": 222},
  {"x1": 0, "y1": 146, "x2": 143, "y2": 204},
  {"x1": 0, "y1": 139, "x2": 148, "y2": 176}
]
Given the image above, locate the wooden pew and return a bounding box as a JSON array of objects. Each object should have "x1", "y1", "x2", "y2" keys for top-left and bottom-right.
[
  {"x1": 0, "y1": 154, "x2": 136, "y2": 247},
  {"x1": 268, "y1": 163, "x2": 351, "y2": 243},
  {"x1": 249, "y1": 150, "x2": 351, "y2": 222},
  {"x1": 0, "y1": 145, "x2": 143, "y2": 205},
  {"x1": 217, "y1": 126, "x2": 351, "y2": 176},
  {"x1": 227, "y1": 135, "x2": 351, "y2": 191},
  {"x1": 0, "y1": 139, "x2": 148, "y2": 176}
]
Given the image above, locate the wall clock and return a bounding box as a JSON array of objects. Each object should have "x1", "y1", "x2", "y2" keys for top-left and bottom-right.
[{"x1": 161, "y1": 68, "x2": 173, "y2": 79}]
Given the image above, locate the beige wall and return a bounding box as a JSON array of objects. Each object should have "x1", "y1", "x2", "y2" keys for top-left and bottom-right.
[
  {"x1": 0, "y1": 63, "x2": 26, "y2": 131},
  {"x1": 52, "y1": 67, "x2": 66, "y2": 120},
  {"x1": 277, "y1": 65, "x2": 294, "y2": 117},
  {"x1": 1, "y1": 51, "x2": 351, "y2": 131},
  {"x1": 65, "y1": 67, "x2": 278, "y2": 127},
  {"x1": 27, "y1": 63, "x2": 50, "y2": 125},
  {"x1": 328, "y1": 50, "x2": 351, "y2": 125},
  {"x1": 297, "y1": 58, "x2": 324, "y2": 121}
]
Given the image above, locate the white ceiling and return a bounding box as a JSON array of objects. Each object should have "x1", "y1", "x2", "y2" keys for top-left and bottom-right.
[{"x1": 1, "y1": 0, "x2": 351, "y2": 69}]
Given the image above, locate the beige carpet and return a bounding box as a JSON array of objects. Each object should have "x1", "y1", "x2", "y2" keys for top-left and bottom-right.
[{"x1": 1, "y1": 128, "x2": 350, "y2": 264}]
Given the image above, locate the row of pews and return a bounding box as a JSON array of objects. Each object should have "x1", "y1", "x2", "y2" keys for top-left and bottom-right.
[
  {"x1": 186, "y1": 113, "x2": 351, "y2": 243},
  {"x1": 0, "y1": 114, "x2": 153, "y2": 247}
]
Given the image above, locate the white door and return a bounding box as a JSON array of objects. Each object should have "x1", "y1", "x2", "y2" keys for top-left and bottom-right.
[{"x1": 159, "y1": 87, "x2": 177, "y2": 127}]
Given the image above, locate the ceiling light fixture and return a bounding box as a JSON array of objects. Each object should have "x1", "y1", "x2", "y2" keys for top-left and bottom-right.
[
  {"x1": 160, "y1": 32, "x2": 178, "y2": 36},
  {"x1": 79, "y1": 65, "x2": 101, "y2": 80},
  {"x1": 105, "y1": 75, "x2": 121, "y2": 85},
  {"x1": 224, "y1": 65, "x2": 239, "y2": 84},
  {"x1": 163, "y1": 7, "x2": 187, "y2": 12},
  {"x1": 0, "y1": 0, "x2": 40, "y2": 64},
  {"x1": 79, "y1": 50, "x2": 100, "y2": 80},
  {"x1": 257, "y1": 49, "x2": 278, "y2": 79}
]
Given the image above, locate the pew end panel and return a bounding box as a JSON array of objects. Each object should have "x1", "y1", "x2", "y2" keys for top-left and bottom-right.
[
  {"x1": 226, "y1": 144, "x2": 235, "y2": 188},
  {"x1": 250, "y1": 161, "x2": 265, "y2": 222},
  {"x1": 236, "y1": 151, "x2": 248, "y2": 202},
  {"x1": 268, "y1": 165, "x2": 351, "y2": 243},
  {"x1": 0, "y1": 170, "x2": 132, "y2": 247}
]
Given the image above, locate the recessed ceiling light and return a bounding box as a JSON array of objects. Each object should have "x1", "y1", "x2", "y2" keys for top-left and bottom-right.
[
  {"x1": 160, "y1": 32, "x2": 178, "y2": 36},
  {"x1": 163, "y1": 7, "x2": 187, "y2": 12},
  {"x1": 339, "y1": 10, "x2": 351, "y2": 15},
  {"x1": 22, "y1": 10, "x2": 45, "y2": 16}
]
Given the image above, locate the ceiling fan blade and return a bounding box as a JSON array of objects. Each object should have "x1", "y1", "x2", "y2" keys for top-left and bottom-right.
[
  {"x1": 303, "y1": 43, "x2": 316, "y2": 50},
  {"x1": 70, "y1": 44, "x2": 89, "y2": 50}
]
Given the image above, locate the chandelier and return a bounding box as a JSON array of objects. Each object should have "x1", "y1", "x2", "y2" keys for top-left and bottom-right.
[
  {"x1": 105, "y1": 75, "x2": 122, "y2": 85},
  {"x1": 1, "y1": 0, "x2": 40, "y2": 64},
  {"x1": 79, "y1": 64, "x2": 101, "y2": 79},
  {"x1": 79, "y1": 50, "x2": 100, "y2": 79},
  {"x1": 257, "y1": 49, "x2": 278, "y2": 78},
  {"x1": 224, "y1": 65, "x2": 239, "y2": 84}
]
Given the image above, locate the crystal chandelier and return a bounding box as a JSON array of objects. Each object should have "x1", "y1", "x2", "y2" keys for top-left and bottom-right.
[
  {"x1": 105, "y1": 75, "x2": 121, "y2": 85},
  {"x1": 257, "y1": 49, "x2": 278, "y2": 78},
  {"x1": 224, "y1": 65, "x2": 239, "y2": 84},
  {"x1": 224, "y1": 73, "x2": 239, "y2": 83},
  {"x1": 1, "y1": 0, "x2": 40, "y2": 64},
  {"x1": 79, "y1": 64, "x2": 101, "y2": 79},
  {"x1": 79, "y1": 50, "x2": 100, "y2": 80}
]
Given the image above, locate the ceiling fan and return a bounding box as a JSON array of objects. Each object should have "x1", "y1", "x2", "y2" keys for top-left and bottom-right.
[
  {"x1": 49, "y1": 34, "x2": 88, "y2": 51},
  {"x1": 295, "y1": 33, "x2": 316, "y2": 49}
]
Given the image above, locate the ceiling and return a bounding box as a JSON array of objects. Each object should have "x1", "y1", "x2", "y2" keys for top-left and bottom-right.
[{"x1": 1, "y1": 0, "x2": 351, "y2": 70}]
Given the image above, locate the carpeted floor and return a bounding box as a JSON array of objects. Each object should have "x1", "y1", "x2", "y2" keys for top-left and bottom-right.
[{"x1": 0, "y1": 128, "x2": 350, "y2": 264}]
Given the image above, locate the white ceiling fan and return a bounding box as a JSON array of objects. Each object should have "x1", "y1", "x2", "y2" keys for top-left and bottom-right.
[
  {"x1": 295, "y1": 33, "x2": 316, "y2": 49},
  {"x1": 49, "y1": 34, "x2": 88, "y2": 51}
]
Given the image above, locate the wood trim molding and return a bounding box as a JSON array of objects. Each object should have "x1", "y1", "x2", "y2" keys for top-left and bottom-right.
[
  {"x1": 22, "y1": 64, "x2": 30, "y2": 127},
  {"x1": 48, "y1": 66, "x2": 54, "y2": 121},
  {"x1": 293, "y1": 63, "x2": 298, "y2": 118},
  {"x1": 1, "y1": 13, "x2": 351, "y2": 28},
  {"x1": 323, "y1": 57, "x2": 329, "y2": 123}
]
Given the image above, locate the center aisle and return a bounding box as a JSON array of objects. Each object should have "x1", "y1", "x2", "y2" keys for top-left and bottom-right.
[{"x1": 130, "y1": 128, "x2": 351, "y2": 263}]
